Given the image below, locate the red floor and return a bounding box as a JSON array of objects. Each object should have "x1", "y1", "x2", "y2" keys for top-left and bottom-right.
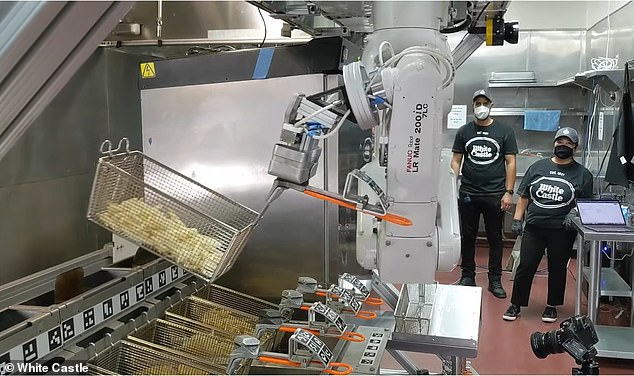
[{"x1": 382, "y1": 244, "x2": 634, "y2": 374}]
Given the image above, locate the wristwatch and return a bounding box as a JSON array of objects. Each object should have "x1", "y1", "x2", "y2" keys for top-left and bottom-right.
[{"x1": 505, "y1": 189, "x2": 514, "y2": 195}]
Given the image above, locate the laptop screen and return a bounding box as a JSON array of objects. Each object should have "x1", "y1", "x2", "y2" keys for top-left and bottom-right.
[{"x1": 576, "y1": 200, "x2": 626, "y2": 225}]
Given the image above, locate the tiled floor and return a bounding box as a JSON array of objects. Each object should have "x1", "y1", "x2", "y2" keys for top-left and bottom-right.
[{"x1": 381, "y1": 243, "x2": 634, "y2": 374}]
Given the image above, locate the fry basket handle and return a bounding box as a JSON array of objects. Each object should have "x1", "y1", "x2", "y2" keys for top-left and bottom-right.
[{"x1": 100, "y1": 138, "x2": 130, "y2": 157}]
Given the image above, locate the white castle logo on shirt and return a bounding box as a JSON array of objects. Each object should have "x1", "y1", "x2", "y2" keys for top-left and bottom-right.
[
  {"x1": 471, "y1": 144, "x2": 493, "y2": 159},
  {"x1": 535, "y1": 183, "x2": 564, "y2": 201}
]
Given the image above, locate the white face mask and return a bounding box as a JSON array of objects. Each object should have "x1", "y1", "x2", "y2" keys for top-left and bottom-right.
[{"x1": 474, "y1": 105, "x2": 490, "y2": 120}]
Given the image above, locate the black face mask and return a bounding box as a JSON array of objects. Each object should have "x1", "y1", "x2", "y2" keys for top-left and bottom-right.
[{"x1": 554, "y1": 145, "x2": 574, "y2": 159}]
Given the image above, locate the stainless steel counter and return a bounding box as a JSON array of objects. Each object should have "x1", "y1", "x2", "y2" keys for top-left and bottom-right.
[{"x1": 572, "y1": 218, "x2": 634, "y2": 360}]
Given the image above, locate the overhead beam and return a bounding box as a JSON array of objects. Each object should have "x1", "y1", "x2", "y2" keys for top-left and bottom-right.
[{"x1": 0, "y1": 1, "x2": 134, "y2": 162}]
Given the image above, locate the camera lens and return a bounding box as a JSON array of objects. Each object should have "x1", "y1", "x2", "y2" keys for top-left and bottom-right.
[{"x1": 530, "y1": 330, "x2": 564, "y2": 359}]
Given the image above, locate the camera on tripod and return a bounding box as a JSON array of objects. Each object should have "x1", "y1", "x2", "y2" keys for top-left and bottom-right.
[{"x1": 530, "y1": 315, "x2": 600, "y2": 375}]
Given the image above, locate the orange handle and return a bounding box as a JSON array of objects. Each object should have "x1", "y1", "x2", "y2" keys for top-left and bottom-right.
[
  {"x1": 316, "y1": 291, "x2": 341, "y2": 299},
  {"x1": 364, "y1": 297, "x2": 383, "y2": 306},
  {"x1": 341, "y1": 307, "x2": 377, "y2": 320},
  {"x1": 304, "y1": 190, "x2": 412, "y2": 226},
  {"x1": 300, "y1": 305, "x2": 310, "y2": 311},
  {"x1": 354, "y1": 310, "x2": 377, "y2": 320},
  {"x1": 278, "y1": 326, "x2": 321, "y2": 336},
  {"x1": 339, "y1": 331, "x2": 365, "y2": 342},
  {"x1": 325, "y1": 362, "x2": 353, "y2": 375},
  {"x1": 258, "y1": 356, "x2": 299, "y2": 367}
]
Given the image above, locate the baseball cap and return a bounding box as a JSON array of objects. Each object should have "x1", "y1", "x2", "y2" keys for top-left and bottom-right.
[
  {"x1": 554, "y1": 127, "x2": 579, "y2": 145},
  {"x1": 472, "y1": 89, "x2": 492, "y2": 102}
]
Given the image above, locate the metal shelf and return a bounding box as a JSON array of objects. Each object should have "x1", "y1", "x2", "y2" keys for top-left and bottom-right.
[
  {"x1": 595, "y1": 325, "x2": 634, "y2": 359},
  {"x1": 491, "y1": 108, "x2": 586, "y2": 117},
  {"x1": 582, "y1": 267, "x2": 633, "y2": 298},
  {"x1": 570, "y1": 69, "x2": 627, "y2": 92},
  {"x1": 488, "y1": 81, "x2": 575, "y2": 88},
  {"x1": 489, "y1": 70, "x2": 632, "y2": 92}
]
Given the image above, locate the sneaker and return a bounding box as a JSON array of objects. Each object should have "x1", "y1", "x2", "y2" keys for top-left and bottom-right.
[
  {"x1": 488, "y1": 280, "x2": 507, "y2": 299},
  {"x1": 502, "y1": 304, "x2": 520, "y2": 321},
  {"x1": 459, "y1": 276, "x2": 476, "y2": 286},
  {"x1": 542, "y1": 306, "x2": 557, "y2": 322}
]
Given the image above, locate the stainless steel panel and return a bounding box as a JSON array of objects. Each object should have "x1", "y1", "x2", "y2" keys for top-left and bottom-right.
[
  {"x1": 528, "y1": 31, "x2": 584, "y2": 81},
  {"x1": 110, "y1": 1, "x2": 276, "y2": 41},
  {"x1": 587, "y1": 2, "x2": 634, "y2": 71},
  {"x1": 0, "y1": 174, "x2": 110, "y2": 285},
  {"x1": 451, "y1": 30, "x2": 529, "y2": 107},
  {"x1": 0, "y1": 2, "x2": 18, "y2": 24},
  {"x1": 338, "y1": 325, "x2": 391, "y2": 374},
  {"x1": 0, "y1": 48, "x2": 144, "y2": 186},
  {"x1": 0, "y1": 48, "x2": 144, "y2": 284},
  {"x1": 389, "y1": 284, "x2": 481, "y2": 358},
  {"x1": 140, "y1": 75, "x2": 328, "y2": 300},
  {"x1": 0, "y1": 51, "x2": 107, "y2": 186},
  {"x1": 428, "y1": 285, "x2": 480, "y2": 342},
  {"x1": 329, "y1": 73, "x2": 372, "y2": 282},
  {"x1": 0, "y1": 2, "x2": 134, "y2": 162},
  {"x1": 101, "y1": 49, "x2": 145, "y2": 148}
]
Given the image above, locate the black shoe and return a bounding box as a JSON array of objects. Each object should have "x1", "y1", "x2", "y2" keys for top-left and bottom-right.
[
  {"x1": 503, "y1": 304, "x2": 520, "y2": 321},
  {"x1": 488, "y1": 280, "x2": 507, "y2": 299},
  {"x1": 542, "y1": 306, "x2": 558, "y2": 323},
  {"x1": 459, "y1": 276, "x2": 476, "y2": 286}
]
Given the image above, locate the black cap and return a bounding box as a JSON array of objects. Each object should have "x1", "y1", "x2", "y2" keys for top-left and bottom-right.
[
  {"x1": 473, "y1": 89, "x2": 492, "y2": 102},
  {"x1": 554, "y1": 127, "x2": 579, "y2": 145}
]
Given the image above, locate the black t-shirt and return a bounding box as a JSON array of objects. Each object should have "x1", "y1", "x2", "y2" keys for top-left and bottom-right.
[
  {"x1": 452, "y1": 120, "x2": 518, "y2": 195},
  {"x1": 518, "y1": 158, "x2": 594, "y2": 228}
]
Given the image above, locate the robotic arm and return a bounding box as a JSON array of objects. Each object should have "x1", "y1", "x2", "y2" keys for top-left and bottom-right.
[{"x1": 268, "y1": 1, "x2": 462, "y2": 283}]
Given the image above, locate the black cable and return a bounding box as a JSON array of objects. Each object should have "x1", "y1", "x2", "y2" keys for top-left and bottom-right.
[
  {"x1": 258, "y1": 7, "x2": 267, "y2": 48},
  {"x1": 475, "y1": 1, "x2": 490, "y2": 23},
  {"x1": 441, "y1": 15, "x2": 472, "y2": 33},
  {"x1": 186, "y1": 45, "x2": 236, "y2": 55},
  {"x1": 598, "y1": 136, "x2": 613, "y2": 181}
]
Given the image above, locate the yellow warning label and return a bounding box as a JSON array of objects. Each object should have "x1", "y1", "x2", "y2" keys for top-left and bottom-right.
[{"x1": 140, "y1": 62, "x2": 156, "y2": 78}]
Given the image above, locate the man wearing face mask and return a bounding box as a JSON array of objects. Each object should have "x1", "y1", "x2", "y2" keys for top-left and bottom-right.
[
  {"x1": 503, "y1": 127, "x2": 593, "y2": 322},
  {"x1": 451, "y1": 89, "x2": 518, "y2": 298}
]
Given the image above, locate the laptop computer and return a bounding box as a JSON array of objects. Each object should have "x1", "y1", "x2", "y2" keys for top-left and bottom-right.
[{"x1": 576, "y1": 199, "x2": 634, "y2": 232}]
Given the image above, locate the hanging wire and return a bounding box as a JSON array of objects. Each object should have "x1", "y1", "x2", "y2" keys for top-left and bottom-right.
[{"x1": 257, "y1": 7, "x2": 267, "y2": 48}]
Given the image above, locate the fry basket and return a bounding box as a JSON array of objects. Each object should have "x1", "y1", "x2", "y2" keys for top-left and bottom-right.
[
  {"x1": 87, "y1": 340, "x2": 217, "y2": 375},
  {"x1": 194, "y1": 283, "x2": 278, "y2": 316},
  {"x1": 394, "y1": 283, "x2": 438, "y2": 334},
  {"x1": 128, "y1": 318, "x2": 234, "y2": 367},
  {"x1": 166, "y1": 296, "x2": 259, "y2": 335},
  {"x1": 87, "y1": 138, "x2": 259, "y2": 282}
]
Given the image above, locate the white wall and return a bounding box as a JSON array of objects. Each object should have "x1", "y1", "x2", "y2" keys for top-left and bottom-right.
[
  {"x1": 505, "y1": 1, "x2": 588, "y2": 30},
  {"x1": 585, "y1": 0, "x2": 630, "y2": 28},
  {"x1": 504, "y1": 0, "x2": 631, "y2": 30}
]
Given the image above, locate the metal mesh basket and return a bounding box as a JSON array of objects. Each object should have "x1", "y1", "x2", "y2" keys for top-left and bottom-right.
[
  {"x1": 88, "y1": 340, "x2": 216, "y2": 375},
  {"x1": 194, "y1": 284, "x2": 278, "y2": 316},
  {"x1": 166, "y1": 296, "x2": 259, "y2": 335},
  {"x1": 394, "y1": 283, "x2": 438, "y2": 335},
  {"x1": 129, "y1": 318, "x2": 234, "y2": 367},
  {"x1": 87, "y1": 139, "x2": 259, "y2": 282}
]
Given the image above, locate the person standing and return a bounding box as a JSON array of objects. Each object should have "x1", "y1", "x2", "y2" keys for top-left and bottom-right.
[
  {"x1": 451, "y1": 89, "x2": 518, "y2": 298},
  {"x1": 503, "y1": 127, "x2": 593, "y2": 322}
]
